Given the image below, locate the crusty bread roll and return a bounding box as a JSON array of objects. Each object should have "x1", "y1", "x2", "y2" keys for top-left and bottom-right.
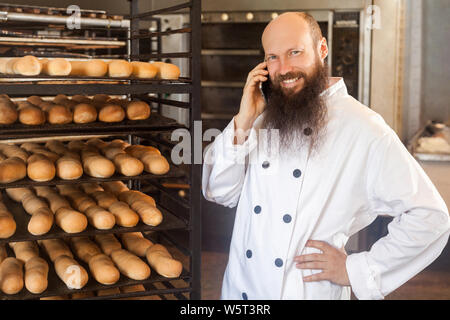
[
  {"x1": 107, "y1": 201, "x2": 140, "y2": 227},
  {"x1": 108, "y1": 60, "x2": 133, "y2": 77},
  {"x1": 0, "y1": 257, "x2": 24, "y2": 294},
  {"x1": 5, "y1": 187, "x2": 33, "y2": 202},
  {"x1": 27, "y1": 95, "x2": 43, "y2": 106},
  {"x1": 98, "y1": 144, "x2": 144, "y2": 177},
  {"x1": 129, "y1": 200, "x2": 163, "y2": 226},
  {"x1": 54, "y1": 207, "x2": 88, "y2": 234},
  {"x1": 70, "y1": 237, "x2": 102, "y2": 263},
  {"x1": 91, "y1": 191, "x2": 117, "y2": 210},
  {"x1": 84, "y1": 205, "x2": 116, "y2": 230},
  {"x1": 54, "y1": 255, "x2": 88, "y2": 289},
  {"x1": 0, "y1": 99, "x2": 18, "y2": 125},
  {"x1": 69, "y1": 60, "x2": 108, "y2": 77},
  {"x1": 27, "y1": 154, "x2": 56, "y2": 182},
  {"x1": 120, "y1": 232, "x2": 153, "y2": 257},
  {"x1": 151, "y1": 61, "x2": 180, "y2": 80},
  {"x1": 126, "y1": 100, "x2": 151, "y2": 120},
  {"x1": 69, "y1": 193, "x2": 97, "y2": 213},
  {"x1": 18, "y1": 104, "x2": 46, "y2": 125},
  {"x1": 94, "y1": 233, "x2": 121, "y2": 256},
  {"x1": 0, "y1": 201, "x2": 16, "y2": 238},
  {"x1": 13, "y1": 55, "x2": 42, "y2": 76},
  {"x1": 24, "y1": 256, "x2": 49, "y2": 294},
  {"x1": 56, "y1": 155, "x2": 83, "y2": 180},
  {"x1": 130, "y1": 61, "x2": 158, "y2": 79},
  {"x1": 98, "y1": 104, "x2": 125, "y2": 123},
  {"x1": 27, "y1": 207, "x2": 54, "y2": 236},
  {"x1": 0, "y1": 144, "x2": 29, "y2": 162},
  {"x1": 9, "y1": 241, "x2": 39, "y2": 263},
  {"x1": 89, "y1": 253, "x2": 120, "y2": 285},
  {"x1": 38, "y1": 238, "x2": 73, "y2": 262},
  {"x1": 0, "y1": 157, "x2": 27, "y2": 183},
  {"x1": 110, "y1": 249, "x2": 150, "y2": 280},
  {"x1": 146, "y1": 244, "x2": 182, "y2": 278},
  {"x1": 81, "y1": 150, "x2": 115, "y2": 178},
  {"x1": 101, "y1": 181, "x2": 129, "y2": 196},
  {"x1": 47, "y1": 104, "x2": 73, "y2": 124},
  {"x1": 125, "y1": 145, "x2": 169, "y2": 175},
  {"x1": 73, "y1": 103, "x2": 97, "y2": 123},
  {"x1": 41, "y1": 58, "x2": 72, "y2": 76}
]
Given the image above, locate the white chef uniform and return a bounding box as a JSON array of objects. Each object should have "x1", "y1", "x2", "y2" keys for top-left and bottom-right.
[{"x1": 202, "y1": 77, "x2": 450, "y2": 300}]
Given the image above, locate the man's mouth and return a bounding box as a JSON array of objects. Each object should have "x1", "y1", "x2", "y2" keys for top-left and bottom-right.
[{"x1": 280, "y1": 76, "x2": 303, "y2": 89}]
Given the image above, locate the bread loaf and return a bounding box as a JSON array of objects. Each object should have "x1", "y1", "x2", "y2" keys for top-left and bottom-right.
[
  {"x1": 69, "y1": 237, "x2": 102, "y2": 263},
  {"x1": 118, "y1": 190, "x2": 156, "y2": 207},
  {"x1": 54, "y1": 255, "x2": 88, "y2": 289},
  {"x1": 73, "y1": 103, "x2": 97, "y2": 123},
  {"x1": 108, "y1": 60, "x2": 133, "y2": 77},
  {"x1": 41, "y1": 58, "x2": 72, "y2": 76},
  {"x1": 125, "y1": 145, "x2": 169, "y2": 175},
  {"x1": 91, "y1": 191, "x2": 118, "y2": 209},
  {"x1": 36, "y1": 189, "x2": 70, "y2": 213},
  {"x1": 56, "y1": 155, "x2": 83, "y2": 180},
  {"x1": 27, "y1": 154, "x2": 56, "y2": 182},
  {"x1": 84, "y1": 206, "x2": 115, "y2": 230},
  {"x1": 69, "y1": 60, "x2": 108, "y2": 77},
  {"x1": 5, "y1": 187, "x2": 33, "y2": 202},
  {"x1": 130, "y1": 61, "x2": 157, "y2": 79},
  {"x1": 129, "y1": 200, "x2": 163, "y2": 226},
  {"x1": 0, "y1": 98, "x2": 18, "y2": 124},
  {"x1": 126, "y1": 100, "x2": 151, "y2": 120},
  {"x1": 9, "y1": 241, "x2": 39, "y2": 263},
  {"x1": 0, "y1": 257, "x2": 24, "y2": 294},
  {"x1": 81, "y1": 150, "x2": 115, "y2": 178},
  {"x1": 99, "y1": 144, "x2": 144, "y2": 177},
  {"x1": 18, "y1": 103, "x2": 46, "y2": 125},
  {"x1": 54, "y1": 207, "x2": 88, "y2": 233},
  {"x1": 146, "y1": 244, "x2": 182, "y2": 278},
  {"x1": 98, "y1": 104, "x2": 125, "y2": 122},
  {"x1": 0, "y1": 157, "x2": 27, "y2": 183},
  {"x1": 47, "y1": 104, "x2": 73, "y2": 124},
  {"x1": 0, "y1": 144, "x2": 29, "y2": 162},
  {"x1": 151, "y1": 61, "x2": 180, "y2": 80},
  {"x1": 94, "y1": 233, "x2": 121, "y2": 256},
  {"x1": 101, "y1": 181, "x2": 129, "y2": 196},
  {"x1": 107, "y1": 201, "x2": 140, "y2": 227},
  {"x1": 13, "y1": 55, "x2": 42, "y2": 76},
  {"x1": 38, "y1": 238, "x2": 73, "y2": 262},
  {"x1": 120, "y1": 232, "x2": 153, "y2": 257},
  {"x1": 0, "y1": 201, "x2": 16, "y2": 238},
  {"x1": 110, "y1": 249, "x2": 150, "y2": 280},
  {"x1": 27, "y1": 207, "x2": 54, "y2": 236},
  {"x1": 24, "y1": 256, "x2": 49, "y2": 294},
  {"x1": 89, "y1": 253, "x2": 120, "y2": 285}
]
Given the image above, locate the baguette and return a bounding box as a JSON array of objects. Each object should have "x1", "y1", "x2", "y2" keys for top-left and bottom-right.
[
  {"x1": 69, "y1": 60, "x2": 108, "y2": 77},
  {"x1": 81, "y1": 149, "x2": 115, "y2": 178},
  {"x1": 27, "y1": 154, "x2": 56, "y2": 182},
  {"x1": 110, "y1": 249, "x2": 150, "y2": 280},
  {"x1": 0, "y1": 144, "x2": 29, "y2": 162},
  {"x1": 101, "y1": 181, "x2": 129, "y2": 196},
  {"x1": 151, "y1": 61, "x2": 180, "y2": 80},
  {"x1": 54, "y1": 255, "x2": 88, "y2": 289},
  {"x1": 107, "y1": 201, "x2": 139, "y2": 227},
  {"x1": 0, "y1": 257, "x2": 24, "y2": 294},
  {"x1": 13, "y1": 55, "x2": 42, "y2": 76},
  {"x1": 41, "y1": 58, "x2": 71, "y2": 76},
  {"x1": 108, "y1": 60, "x2": 133, "y2": 77},
  {"x1": 120, "y1": 232, "x2": 153, "y2": 257},
  {"x1": 130, "y1": 61, "x2": 157, "y2": 79},
  {"x1": 56, "y1": 154, "x2": 83, "y2": 180},
  {"x1": 91, "y1": 191, "x2": 118, "y2": 209},
  {"x1": 5, "y1": 187, "x2": 33, "y2": 202},
  {"x1": 125, "y1": 145, "x2": 169, "y2": 175},
  {"x1": 9, "y1": 241, "x2": 39, "y2": 263},
  {"x1": 38, "y1": 238, "x2": 73, "y2": 262},
  {"x1": 88, "y1": 253, "x2": 120, "y2": 285},
  {"x1": 100, "y1": 145, "x2": 144, "y2": 177},
  {"x1": 0, "y1": 201, "x2": 16, "y2": 238},
  {"x1": 84, "y1": 205, "x2": 116, "y2": 230},
  {"x1": 146, "y1": 244, "x2": 182, "y2": 278},
  {"x1": 54, "y1": 207, "x2": 88, "y2": 233},
  {"x1": 69, "y1": 237, "x2": 102, "y2": 263},
  {"x1": 24, "y1": 256, "x2": 49, "y2": 294},
  {"x1": 22, "y1": 193, "x2": 54, "y2": 235},
  {"x1": 94, "y1": 233, "x2": 122, "y2": 256}
]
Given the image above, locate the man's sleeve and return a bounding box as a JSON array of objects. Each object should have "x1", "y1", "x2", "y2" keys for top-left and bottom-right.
[
  {"x1": 346, "y1": 129, "x2": 450, "y2": 300},
  {"x1": 202, "y1": 116, "x2": 258, "y2": 208}
]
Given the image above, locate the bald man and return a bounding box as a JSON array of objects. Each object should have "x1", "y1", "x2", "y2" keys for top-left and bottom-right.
[{"x1": 202, "y1": 12, "x2": 449, "y2": 300}]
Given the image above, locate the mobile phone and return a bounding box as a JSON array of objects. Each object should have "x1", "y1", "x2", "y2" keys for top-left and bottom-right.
[{"x1": 259, "y1": 71, "x2": 271, "y2": 103}]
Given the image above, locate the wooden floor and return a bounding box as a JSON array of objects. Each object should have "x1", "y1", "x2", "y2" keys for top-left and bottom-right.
[{"x1": 200, "y1": 250, "x2": 450, "y2": 300}]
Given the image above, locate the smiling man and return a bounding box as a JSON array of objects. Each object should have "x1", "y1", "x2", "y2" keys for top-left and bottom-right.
[{"x1": 202, "y1": 12, "x2": 449, "y2": 300}]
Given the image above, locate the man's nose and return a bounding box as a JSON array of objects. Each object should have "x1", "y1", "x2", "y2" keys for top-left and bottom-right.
[{"x1": 279, "y1": 57, "x2": 293, "y2": 76}]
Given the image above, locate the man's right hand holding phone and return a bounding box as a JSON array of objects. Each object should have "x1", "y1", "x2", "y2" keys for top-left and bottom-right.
[{"x1": 234, "y1": 61, "x2": 269, "y2": 145}]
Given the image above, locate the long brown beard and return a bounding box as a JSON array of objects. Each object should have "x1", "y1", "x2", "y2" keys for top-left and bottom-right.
[{"x1": 261, "y1": 60, "x2": 329, "y2": 154}]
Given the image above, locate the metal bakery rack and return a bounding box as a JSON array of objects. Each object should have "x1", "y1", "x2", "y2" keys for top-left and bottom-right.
[{"x1": 0, "y1": 0, "x2": 201, "y2": 300}]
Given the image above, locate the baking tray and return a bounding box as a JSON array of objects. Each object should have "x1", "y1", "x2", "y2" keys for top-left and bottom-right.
[
  {"x1": 0, "y1": 190, "x2": 188, "y2": 244},
  {"x1": 0, "y1": 236, "x2": 191, "y2": 300}
]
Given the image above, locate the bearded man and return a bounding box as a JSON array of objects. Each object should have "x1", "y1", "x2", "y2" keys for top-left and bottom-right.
[{"x1": 202, "y1": 12, "x2": 449, "y2": 300}]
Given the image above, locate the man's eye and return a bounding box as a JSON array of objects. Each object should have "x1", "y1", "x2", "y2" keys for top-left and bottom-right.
[
  {"x1": 266, "y1": 55, "x2": 277, "y2": 61},
  {"x1": 290, "y1": 50, "x2": 302, "y2": 56}
]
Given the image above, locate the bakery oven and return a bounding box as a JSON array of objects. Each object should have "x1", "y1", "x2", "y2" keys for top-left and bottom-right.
[{"x1": 200, "y1": 8, "x2": 372, "y2": 132}]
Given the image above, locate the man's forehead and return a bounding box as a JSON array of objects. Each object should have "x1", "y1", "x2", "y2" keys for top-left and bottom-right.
[{"x1": 262, "y1": 13, "x2": 312, "y2": 53}]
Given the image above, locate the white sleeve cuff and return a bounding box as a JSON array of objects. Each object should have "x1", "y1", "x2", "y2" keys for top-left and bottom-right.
[{"x1": 346, "y1": 252, "x2": 385, "y2": 300}]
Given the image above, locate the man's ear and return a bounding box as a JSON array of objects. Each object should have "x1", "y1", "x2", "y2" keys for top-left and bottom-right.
[{"x1": 319, "y1": 37, "x2": 328, "y2": 62}]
